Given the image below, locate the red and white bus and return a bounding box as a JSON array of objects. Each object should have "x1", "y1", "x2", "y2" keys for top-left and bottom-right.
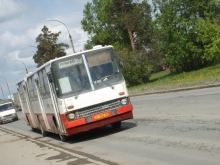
[{"x1": 17, "y1": 45, "x2": 133, "y2": 141}]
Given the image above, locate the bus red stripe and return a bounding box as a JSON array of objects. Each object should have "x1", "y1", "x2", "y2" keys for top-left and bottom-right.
[
  {"x1": 61, "y1": 104, "x2": 133, "y2": 130},
  {"x1": 66, "y1": 111, "x2": 133, "y2": 136},
  {"x1": 62, "y1": 116, "x2": 86, "y2": 129},
  {"x1": 116, "y1": 104, "x2": 133, "y2": 114}
]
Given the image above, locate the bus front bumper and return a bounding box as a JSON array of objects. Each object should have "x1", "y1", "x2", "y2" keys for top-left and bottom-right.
[{"x1": 62, "y1": 104, "x2": 133, "y2": 136}]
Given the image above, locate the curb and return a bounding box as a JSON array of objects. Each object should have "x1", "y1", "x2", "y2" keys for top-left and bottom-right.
[{"x1": 130, "y1": 83, "x2": 220, "y2": 97}]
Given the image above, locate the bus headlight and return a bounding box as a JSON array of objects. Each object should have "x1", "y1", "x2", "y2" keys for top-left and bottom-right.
[
  {"x1": 121, "y1": 98, "x2": 128, "y2": 105},
  {"x1": 67, "y1": 113, "x2": 75, "y2": 120}
]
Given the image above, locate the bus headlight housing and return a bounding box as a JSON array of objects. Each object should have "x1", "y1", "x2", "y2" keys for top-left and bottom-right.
[
  {"x1": 121, "y1": 98, "x2": 128, "y2": 105},
  {"x1": 67, "y1": 113, "x2": 75, "y2": 120}
]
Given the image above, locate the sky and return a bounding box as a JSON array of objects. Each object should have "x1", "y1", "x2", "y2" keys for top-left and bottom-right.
[{"x1": 0, "y1": 0, "x2": 91, "y2": 99}]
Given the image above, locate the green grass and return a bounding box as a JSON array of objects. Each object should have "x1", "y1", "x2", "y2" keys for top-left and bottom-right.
[{"x1": 128, "y1": 63, "x2": 220, "y2": 95}]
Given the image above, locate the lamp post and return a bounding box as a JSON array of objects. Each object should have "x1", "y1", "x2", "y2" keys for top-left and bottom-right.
[
  {"x1": 47, "y1": 19, "x2": 76, "y2": 53},
  {"x1": 0, "y1": 85, "x2": 5, "y2": 100},
  {"x1": 0, "y1": 77, "x2": 12, "y2": 99},
  {"x1": 29, "y1": 45, "x2": 37, "y2": 49},
  {"x1": 15, "y1": 60, "x2": 28, "y2": 74},
  {"x1": 30, "y1": 44, "x2": 54, "y2": 55}
]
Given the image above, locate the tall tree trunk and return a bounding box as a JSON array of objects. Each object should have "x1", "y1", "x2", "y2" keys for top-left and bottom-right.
[
  {"x1": 127, "y1": 27, "x2": 136, "y2": 51},
  {"x1": 121, "y1": 0, "x2": 136, "y2": 51}
]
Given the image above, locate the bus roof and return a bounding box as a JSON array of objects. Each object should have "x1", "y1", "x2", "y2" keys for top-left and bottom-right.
[{"x1": 23, "y1": 45, "x2": 114, "y2": 79}]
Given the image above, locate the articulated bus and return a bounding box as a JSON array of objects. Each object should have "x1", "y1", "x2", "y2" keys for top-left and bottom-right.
[{"x1": 17, "y1": 45, "x2": 133, "y2": 141}]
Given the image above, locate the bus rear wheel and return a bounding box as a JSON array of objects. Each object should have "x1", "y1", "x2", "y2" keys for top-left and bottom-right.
[
  {"x1": 31, "y1": 127, "x2": 37, "y2": 132},
  {"x1": 111, "y1": 121, "x2": 121, "y2": 129},
  {"x1": 39, "y1": 122, "x2": 47, "y2": 137}
]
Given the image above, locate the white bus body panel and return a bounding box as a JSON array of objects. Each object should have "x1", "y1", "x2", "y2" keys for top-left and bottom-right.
[{"x1": 59, "y1": 81, "x2": 128, "y2": 113}]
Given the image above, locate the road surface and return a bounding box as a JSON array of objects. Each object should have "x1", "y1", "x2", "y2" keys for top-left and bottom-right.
[{"x1": 1, "y1": 87, "x2": 220, "y2": 165}]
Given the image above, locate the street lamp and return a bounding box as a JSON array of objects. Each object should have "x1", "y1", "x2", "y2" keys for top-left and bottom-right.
[
  {"x1": 0, "y1": 77, "x2": 12, "y2": 99},
  {"x1": 0, "y1": 85, "x2": 5, "y2": 100},
  {"x1": 47, "y1": 19, "x2": 76, "y2": 53},
  {"x1": 29, "y1": 45, "x2": 37, "y2": 49},
  {"x1": 29, "y1": 44, "x2": 53, "y2": 54},
  {"x1": 15, "y1": 60, "x2": 28, "y2": 74}
]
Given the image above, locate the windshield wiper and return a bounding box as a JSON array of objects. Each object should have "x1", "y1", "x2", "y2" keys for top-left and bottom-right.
[{"x1": 97, "y1": 76, "x2": 114, "y2": 90}]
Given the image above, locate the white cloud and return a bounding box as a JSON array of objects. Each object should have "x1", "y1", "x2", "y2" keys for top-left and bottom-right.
[
  {"x1": 46, "y1": 24, "x2": 88, "y2": 53},
  {"x1": 0, "y1": 0, "x2": 28, "y2": 23},
  {"x1": 8, "y1": 50, "x2": 35, "y2": 66},
  {"x1": 0, "y1": 0, "x2": 91, "y2": 97},
  {"x1": 26, "y1": 25, "x2": 43, "y2": 40},
  {"x1": 0, "y1": 31, "x2": 28, "y2": 50}
]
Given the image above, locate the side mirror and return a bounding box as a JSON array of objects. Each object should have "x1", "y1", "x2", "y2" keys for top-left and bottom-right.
[
  {"x1": 118, "y1": 60, "x2": 124, "y2": 68},
  {"x1": 48, "y1": 74, "x2": 54, "y2": 83}
]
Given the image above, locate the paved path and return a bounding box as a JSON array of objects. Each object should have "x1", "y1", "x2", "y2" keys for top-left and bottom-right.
[{"x1": 0, "y1": 127, "x2": 116, "y2": 165}]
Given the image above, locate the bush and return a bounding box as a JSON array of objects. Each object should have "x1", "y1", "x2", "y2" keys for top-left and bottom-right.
[{"x1": 116, "y1": 48, "x2": 153, "y2": 87}]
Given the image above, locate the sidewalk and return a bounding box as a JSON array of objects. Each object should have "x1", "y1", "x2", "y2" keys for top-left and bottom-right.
[
  {"x1": 0, "y1": 127, "x2": 108, "y2": 165},
  {"x1": 0, "y1": 128, "x2": 73, "y2": 165}
]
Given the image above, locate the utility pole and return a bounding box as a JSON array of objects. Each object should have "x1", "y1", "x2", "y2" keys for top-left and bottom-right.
[
  {"x1": 0, "y1": 86, "x2": 5, "y2": 100},
  {"x1": 0, "y1": 77, "x2": 11, "y2": 99},
  {"x1": 47, "y1": 19, "x2": 76, "y2": 53}
]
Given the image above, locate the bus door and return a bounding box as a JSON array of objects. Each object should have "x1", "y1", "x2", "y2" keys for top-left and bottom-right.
[
  {"x1": 34, "y1": 76, "x2": 51, "y2": 131},
  {"x1": 21, "y1": 80, "x2": 38, "y2": 128},
  {"x1": 17, "y1": 82, "x2": 28, "y2": 125},
  {"x1": 47, "y1": 71, "x2": 66, "y2": 134}
]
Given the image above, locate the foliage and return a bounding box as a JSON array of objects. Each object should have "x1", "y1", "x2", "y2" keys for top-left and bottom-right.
[
  {"x1": 81, "y1": 0, "x2": 220, "y2": 87},
  {"x1": 33, "y1": 26, "x2": 69, "y2": 67},
  {"x1": 152, "y1": 0, "x2": 220, "y2": 72},
  {"x1": 197, "y1": 18, "x2": 220, "y2": 63},
  {"x1": 82, "y1": 0, "x2": 162, "y2": 86},
  {"x1": 81, "y1": 0, "x2": 153, "y2": 52},
  {"x1": 129, "y1": 63, "x2": 220, "y2": 95},
  {"x1": 117, "y1": 48, "x2": 153, "y2": 87}
]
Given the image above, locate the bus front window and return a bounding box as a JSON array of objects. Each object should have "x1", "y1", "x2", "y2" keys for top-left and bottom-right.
[
  {"x1": 86, "y1": 48, "x2": 123, "y2": 89},
  {"x1": 51, "y1": 56, "x2": 91, "y2": 98},
  {"x1": 51, "y1": 48, "x2": 124, "y2": 97}
]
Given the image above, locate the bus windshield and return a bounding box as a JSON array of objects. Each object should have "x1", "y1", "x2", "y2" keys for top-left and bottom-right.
[
  {"x1": 51, "y1": 47, "x2": 123, "y2": 98},
  {"x1": 0, "y1": 103, "x2": 14, "y2": 112}
]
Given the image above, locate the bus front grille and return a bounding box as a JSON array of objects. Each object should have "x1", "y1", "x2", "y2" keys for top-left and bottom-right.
[{"x1": 75, "y1": 100, "x2": 121, "y2": 119}]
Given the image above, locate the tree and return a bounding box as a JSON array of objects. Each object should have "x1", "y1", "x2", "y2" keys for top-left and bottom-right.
[
  {"x1": 81, "y1": 0, "x2": 152, "y2": 52},
  {"x1": 117, "y1": 48, "x2": 153, "y2": 86},
  {"x1": 152, "y1": 0, "x2": 220, "y2": 72},
  {"x1": 33, "y1": 26, "x2": 69, "y2": 67},
  {"x1": 82, "y1": 0, "x2": 163, "y2": 86},
  {"x1": 197, "y1": 18, "x2": 220, "y2": 63}
]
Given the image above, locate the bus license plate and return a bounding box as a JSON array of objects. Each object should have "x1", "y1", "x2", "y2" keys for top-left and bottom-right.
[{"x1": 92, "y1": 111, "x2": 111, "y2": 121}]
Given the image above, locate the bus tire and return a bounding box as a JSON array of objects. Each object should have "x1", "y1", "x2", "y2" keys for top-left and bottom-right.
[
  {"x1": 39, "y1": 122, "x2": 47, "y2": 137},
  {"x1": 111, "y1": 121, "x2": 121, "y2": 129},
  {"x1": 31, "y1": 127, "x2": 37, "y2": 132},
  {"x1": 57, "y1": 126, "x2": 68, "y2": 142},
  {"x1": 59, "y1": 133, "x2": 67, "y2": 142}
]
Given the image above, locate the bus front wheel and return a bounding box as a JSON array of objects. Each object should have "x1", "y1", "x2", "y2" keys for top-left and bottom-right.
[
  {"x1": 57, "y1": 126, "x2": 68, "y2": 142},
  {"x1": 59, "y1": 133, "x2": 67, "y2": 142},
  {"x1": 111, "y1": 121, "x2": 121, "y2": 129}
]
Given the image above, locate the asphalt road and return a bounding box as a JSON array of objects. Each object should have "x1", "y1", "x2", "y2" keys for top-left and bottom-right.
[{"x1": 1, "y1": 86, "x2": 220, "y2": 165}]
